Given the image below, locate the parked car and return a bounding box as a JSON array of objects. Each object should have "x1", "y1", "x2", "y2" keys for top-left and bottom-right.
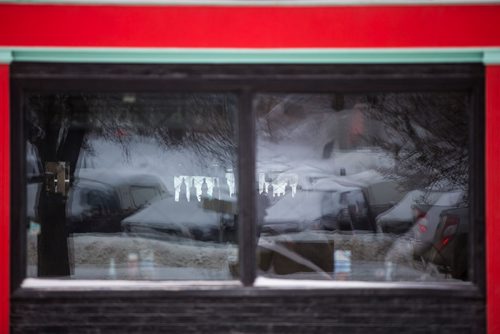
[
  {"x1": 321, "y1": 185, "x2": 375, "y2": 232},
  {"x1": 376, "y1": 190, "x2": 453, "y2": 235},
  {"x1": 409, "y1": 190, "x2": 465, "y2": 257},
  {"x1": 423, "y1": 207, "x2": 469, "y2": 280},
  {"x1": 262, "y1": 178, "x2": 375, "y2": 235},
  {"x1": 66, "y1": 169, "x2": 168, "y2": 233},
  {"x1": 381, "y1": 190, "x2": 467, "y2": 280},
  {"x1": 332, "y1": 170, "x2": 406, "y2": 217},
  {"x1": 121, "y1": 194, "x2": 237, "y2": 242},
  {"x1": 27, "y1": 138, "x2": 169, "y2": 234}
]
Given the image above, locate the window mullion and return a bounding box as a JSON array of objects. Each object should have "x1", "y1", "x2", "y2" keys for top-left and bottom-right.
[{"x1": 237, "y1": 89, "x2": 257, "y2": 287}]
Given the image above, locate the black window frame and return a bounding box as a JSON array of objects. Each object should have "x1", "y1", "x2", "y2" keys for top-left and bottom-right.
[{"x1": 10, "y1": 63, "x2": 485, "y2": 299}]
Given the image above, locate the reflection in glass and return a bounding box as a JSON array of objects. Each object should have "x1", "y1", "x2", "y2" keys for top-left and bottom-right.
[
  {"x1": 26, "y1": 93, "x2": 238, "y2": 280},
  {"x1": 255, "y1": 93, "x2": 469, "y2": 282}
]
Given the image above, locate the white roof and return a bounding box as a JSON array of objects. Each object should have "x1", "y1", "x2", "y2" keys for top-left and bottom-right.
[{"x1": 122, "y1": 198, "x2": 219, "y2": 229}]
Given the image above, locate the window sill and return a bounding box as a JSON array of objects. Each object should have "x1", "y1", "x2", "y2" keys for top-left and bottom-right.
[{"x1": 11, "y1": 277, "x2": 483, "y2": 299}]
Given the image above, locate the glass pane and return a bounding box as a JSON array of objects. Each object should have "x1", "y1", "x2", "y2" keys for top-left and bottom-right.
[
  {"x1": 255, "y1": 93, "x2": 469, "y2": 282},
  {"x1": 26, "y1": 93, "x2": 238, "y2": 280}
]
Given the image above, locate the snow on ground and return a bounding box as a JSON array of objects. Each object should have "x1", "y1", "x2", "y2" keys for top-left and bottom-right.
[
  {"x1": 27, "y1": 230, "x2": 454, "y2": 281},
  {"x1": 28, "y1": 233, "x2": 237, "y2": 279},
  {"x1": 265, "y1": 192, "x2": 326, "y2": 224},
  {"x1": 259, "y1": 231, "x2": 452, "y2": 281}
]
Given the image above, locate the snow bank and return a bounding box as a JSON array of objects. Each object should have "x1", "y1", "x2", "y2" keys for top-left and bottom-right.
[{"x1": 27, "y1": 234, "x2": 237, "y2": 273}]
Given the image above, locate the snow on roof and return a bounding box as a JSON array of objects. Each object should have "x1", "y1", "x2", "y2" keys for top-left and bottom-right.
[
  {"x1": 376, "y1": 190, "x2": 425, "y2": 223},
  {"x1": 257, "y1": 140, "x2": 395, "y2": 190},
  {"x1": 122, "y1": 198, "x2": 219, "y2": 229},
  {"x1": 265, "y1": 191, "x2": 325, "y2": 224},
  {"x1": 301, "y1": 178, "x2": 359, "y2": 192},
  {"x1": 376, "y1": 189, "x2": 461, "y2": 223},
  {"x1": 434, "y1": 190, "x2": 464, "y2": 206},
  {"x1": 343, "y1": 170, "x2": 386, "y2": 186}
]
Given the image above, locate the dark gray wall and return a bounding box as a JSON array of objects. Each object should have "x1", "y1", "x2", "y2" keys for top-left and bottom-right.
[{"x1": 11, "y1": 289, "x2": 485, "y2": 334}]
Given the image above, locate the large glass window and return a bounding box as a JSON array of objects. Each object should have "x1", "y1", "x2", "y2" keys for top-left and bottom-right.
[
  {"x1": 15, "y1": 64, "x2": 482, "y2": 287},
  {"x1": 255, "y1": 93, "x2": 470, "y2": 282},
  {"x1": 26, "y1": 93, "x2": 239, "y2": 280}
]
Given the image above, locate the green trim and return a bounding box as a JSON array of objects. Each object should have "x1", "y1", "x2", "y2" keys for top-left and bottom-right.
[
  {"x1": 484, "y1": 50, "x2": 500, "y2": 65},
  {"x1": 1, "y1": 47, "x2": 500, "y2": 64},
  {"x1": 0, "y1": 50, "x2": 12, "y2": 64}
]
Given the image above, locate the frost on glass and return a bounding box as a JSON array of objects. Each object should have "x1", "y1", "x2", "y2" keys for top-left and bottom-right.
[
  {"x1": 255, "y1": 93, "x2": 469, "y2": 282},
  {"x1": 26, "y1": 93, "x2": 238, "y2": 280}
]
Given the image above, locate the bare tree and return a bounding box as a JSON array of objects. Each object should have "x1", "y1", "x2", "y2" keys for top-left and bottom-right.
[{"x1": 363, "y1": 92, "x2": 469, "y2": 191}]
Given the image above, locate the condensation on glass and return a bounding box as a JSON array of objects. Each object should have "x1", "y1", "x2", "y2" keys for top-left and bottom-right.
[
  {"x1": 255, "y1": 93, "x2": 469, "y2": 282},
  {"x1": 26, "y1": 93, "x2": 239, "y2": 280}
]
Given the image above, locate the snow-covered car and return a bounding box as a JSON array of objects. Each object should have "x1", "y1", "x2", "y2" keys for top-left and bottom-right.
[
  {"x1": 66, "y1": 169, "x2": 169, "y2": 233},
  {"x1": 121, "y1": 195, "x2": 237, "y2": 242},
  {"x1": 376, "y1": 190, "x2": 447, "y2": 235},
  {"x1": 262, "y1": 178, "x2": 375, "y2": 235}
]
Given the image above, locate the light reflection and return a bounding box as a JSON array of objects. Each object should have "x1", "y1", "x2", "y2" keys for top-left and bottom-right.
[{"x1": 256, "y1": 93, "x2": 469, "y2": 282}]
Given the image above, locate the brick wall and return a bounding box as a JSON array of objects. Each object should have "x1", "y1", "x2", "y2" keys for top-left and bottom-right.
[{"x1": 11, "y1": 289, "x2": 485, "y2": 333}]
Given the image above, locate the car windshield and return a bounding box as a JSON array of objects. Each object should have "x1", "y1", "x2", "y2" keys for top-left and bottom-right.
[{"x1": 130, "y1": 186, "x2": 161, "y2": 208}]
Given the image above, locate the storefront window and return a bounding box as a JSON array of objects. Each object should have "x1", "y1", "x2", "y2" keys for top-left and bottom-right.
[{"x1": 14, "y1": 64, "x2": 482, "y2": 287}]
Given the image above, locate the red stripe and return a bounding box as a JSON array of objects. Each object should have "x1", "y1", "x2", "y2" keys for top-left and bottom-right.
[
  {"x1": 0, "y1": 4, "x2": 499, "y2": 47},
  {"x1": 0, "y1": 64, "x2": 9, "y2": 334},
  {"x1": 487, "y1": 66, "x2": 500, "y2": 334}
]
